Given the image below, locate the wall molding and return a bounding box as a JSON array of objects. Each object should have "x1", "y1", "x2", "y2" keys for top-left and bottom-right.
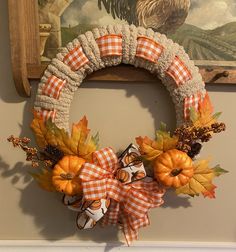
[{"x1": 0, "y1": 240, "x2": 236, "y2": 252}]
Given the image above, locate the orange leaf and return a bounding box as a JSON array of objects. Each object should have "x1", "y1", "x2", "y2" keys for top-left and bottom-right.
[
  {"x1": 192, "y1": 93, "x2": 221, "y2": 128},
  {"x1": 199, "y1": 93, "x2": 214, "y2": 115},
  {"x1": 202, "y1": 184, "x2": 217, "y2": 199},
  {"x1": 136, "y1": 125, "x2": 178, "y2": 161},
  {"x1": 30, "y1": 114, "x2": 48, "y2": 148}
]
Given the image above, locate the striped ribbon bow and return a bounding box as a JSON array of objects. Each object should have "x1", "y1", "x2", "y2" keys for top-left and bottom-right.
[{"x1": 79, "y1": 145, "x2": 166, "y2": 245}]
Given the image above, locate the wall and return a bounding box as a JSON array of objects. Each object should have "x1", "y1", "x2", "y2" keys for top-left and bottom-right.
[{"x1": 0, "y1": 0, "x2": 236, "y2": 245}]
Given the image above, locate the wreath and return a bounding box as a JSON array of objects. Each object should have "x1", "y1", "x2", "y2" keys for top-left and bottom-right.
[{"x1": 8, "y1": 25, "x2": 227, "y2": 245}]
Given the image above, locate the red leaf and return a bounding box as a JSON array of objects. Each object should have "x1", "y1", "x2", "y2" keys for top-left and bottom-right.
[{"x1": 202, "y1": 184, "x2": 217, "y2": 199}]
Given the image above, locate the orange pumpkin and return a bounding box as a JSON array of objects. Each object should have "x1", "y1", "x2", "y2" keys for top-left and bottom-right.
[
  {"x1": 52, "y1": 155, "x2": 85, "y2": 195},
  {"x1": 116, "y1": 169, "x2": 130, "y2": 183},
  {"x1": 154, "y1": 149, "x2": 193, "y2": 188}
]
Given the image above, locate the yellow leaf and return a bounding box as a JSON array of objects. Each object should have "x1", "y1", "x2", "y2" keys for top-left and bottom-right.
[
  {"x1": 156, "y1": 129, "x2": 178, "y2": 152},
  {"x1": 78, "y1": 139, "x2": 97, "y2": 162},
  {"x1": 31, "y1": 114, "x2": 98, "y2": 161},
  {"x1": 30, "y1": 168, "x2": 55, "y2": 192},
  {"x1": 136, "y1": 136, "x2": 165, "y2": 161},
  {"x1": 176, "y1": 159, "x2": 215, "y2": 196},
  {"x1": 48, "y1": 122, "x2": 75, "y2": 155}
]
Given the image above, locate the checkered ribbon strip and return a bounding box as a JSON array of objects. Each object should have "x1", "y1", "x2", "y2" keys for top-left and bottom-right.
[
  {"x1": 63, "y1": 46, "x2": 89, "y2": 71},
  {"x1": 136, "y1": 36, "x2": 164, "y2": 63},
  {"x1": 79, "y1": 146, "x2": 165, "y2": 245},
  {"x1": 35, "y1": 109, "x2": 56, "y2": 122},
  {"x1": 184, "y1": 92, "x2": 203, "y2": 119},
  {"x1": 166, "y1": 56, "x2": 192, "y2": 86},
  {"x1": 42, "y1": 75, "x2": 66, "y2": 100},
  {"x1": 96, "y1": 34, "x2": 122, "y2": 57}
]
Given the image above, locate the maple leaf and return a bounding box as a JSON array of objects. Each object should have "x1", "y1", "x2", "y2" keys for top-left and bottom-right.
[
  {"x1": 30, "y1": 168, "x2": 55, "y2": 192},
  {"x1": 136, "y1": 136, "x2": 163, "y2": 161},
  {"x1": 136, "y1": 123, "x2": 178, "y2": 161},
  {"x1": 156, "y1": 123, "x2": 178, "y2": 152},
  {"x1": 30, "y1": 114, "x2": 48, "y2": 148},
  {"x1": 190, "y1": 93, "x2": 221, "y2": 128},
  {"x1": 176, "y1": 160, "x2": 216, "y2": 197},
  {"x1": 30, "y1": 113, "x2": 58, "y2": 148},
  {"x1": 31, "y1": 115, "x2": 98, "y2": 161},
  {"x1": 202, "y1": 184, "x2": 217, "y2": 199}
]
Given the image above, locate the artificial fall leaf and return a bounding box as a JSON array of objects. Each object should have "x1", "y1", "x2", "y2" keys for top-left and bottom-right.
[
  {"x1": 190, "y1": 93, "x2": 221, "y2": 128},
  {"x1": 136, "y1": 136, "x2": 163, "y2": 161},
  {"x1": 202, "y1": 184, "x2": 217, "y2": 199},
  {"x1": 156, "y1": 123, "x2": 178, "y2": 152},
  {"x1": 30, "y1": 113, "x2": 57, "y2": 148},
  {"x1": 212, "y1": 165, "x2": 229, "y2": 177},
  {"x1": 30, "y1": 168, "x2": 55, "y2": 192},
  {"x1": 31, "y1": 115, "x2": 98, "y2": 161},
  {"x1": 176, "y1": 159, "x2": 216, "y2": 197},
  {"x1": 46, "y1": 120, "x2": 76, "y2": 155},
  {"x1": 30, "y1": 114, "x2": 48, "y2": 148},
  {"x1": 136, "y1": 124, "x2": 178, "y2": 161}
]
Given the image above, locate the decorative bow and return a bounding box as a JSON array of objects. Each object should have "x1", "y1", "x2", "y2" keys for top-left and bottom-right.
[{"x1": 67, "y1": 144, "x2": 165, "y2": 245}]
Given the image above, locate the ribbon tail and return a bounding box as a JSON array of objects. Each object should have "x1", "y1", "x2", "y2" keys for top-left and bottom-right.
[
  {"x1": 120, "y1": 212, "x2": 138, "y2": 246},
  {"x1": 101, "y1": 199, "x2": 120, "y2": 226}
]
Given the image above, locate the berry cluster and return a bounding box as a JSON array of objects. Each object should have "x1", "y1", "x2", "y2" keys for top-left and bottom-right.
[
  {"x1": 174, "y1": 122, "x2": 226, "y2": 158},
  {"x1": 7, "y1": 136, "x2": 64, "y2": 168}
]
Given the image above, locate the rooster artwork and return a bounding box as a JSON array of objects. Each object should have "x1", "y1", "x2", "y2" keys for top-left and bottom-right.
[
  {"x1": 39, "y1": 0, "x2": 236, "y2": 62},
  {"x1": 98, "y1": 0, "x2": 191, "y2": 34}
]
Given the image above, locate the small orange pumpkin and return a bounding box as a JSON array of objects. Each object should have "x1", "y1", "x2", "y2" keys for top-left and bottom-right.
[
  {"x1": 154, "y1": 149, "x2": 193, "y2": 188},
  {"x1": 52, "y1": 155, "x2": 85, "y2": 195},
  {"x1": 116, "y1": 169, "x2": 130, "y2": 183}
]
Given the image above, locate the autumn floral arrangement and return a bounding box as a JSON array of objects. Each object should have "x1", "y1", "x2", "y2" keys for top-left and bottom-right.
[{"x1": 8, "y1": 93, "x2": 227, "y2": 245}]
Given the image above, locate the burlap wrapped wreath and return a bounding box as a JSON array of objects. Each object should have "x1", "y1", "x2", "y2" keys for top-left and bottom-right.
[{"x1": 8, "y1": 25, "x2": 227, "y2": 245}]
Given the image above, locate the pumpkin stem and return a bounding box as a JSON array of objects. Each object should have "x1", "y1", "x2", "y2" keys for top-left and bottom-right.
[
  {"x1": 60, "y1": 173, "x2": 74, "y2": 180},
  {"x1": 171, "y1": 168, "x2": 183, "y2": 177}
]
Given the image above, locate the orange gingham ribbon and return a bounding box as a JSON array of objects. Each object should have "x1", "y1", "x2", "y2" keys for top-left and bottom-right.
[
  {"x1": 35, "y1": 109, "x2": 56, "y2": 122},
  {"x1": 184, "y1": 92, "x2": 203, "y2": 119},
  {"x1": 42, "y1": 75, "x2": 66, "y2": 100},
  {"x1": 96, "y1": 34, "x2": 122, "y2": 57},
  {"x1": 166, "y1": 56, "x2": 192, "y2": 86},
  {"x1": 136, "y1": 36, "x2": 164, "y2": 63},
  {"x1": 63, "y1": 46, "x2": 89, "y2": 71},
  {"x1": 79, "y1": 147, "x2": 165, "y2": 245}
]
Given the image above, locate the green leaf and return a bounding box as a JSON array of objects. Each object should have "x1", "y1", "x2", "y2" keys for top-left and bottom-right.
[
  {"x1": 159, "y1": 122, "x2": 167, "y2": 132},
  {"x1": 212, "y1": 112, "x2": 222, "y2": 121},
  {"x1": 189, "y1": 107, "x2": 199, "y2": 123},
  {"x1": 92, "y1": 132, "x2": 99, "y2": 149},
  {"x1": 213, "y1": 165, "x2": 229, "y2": 177}
]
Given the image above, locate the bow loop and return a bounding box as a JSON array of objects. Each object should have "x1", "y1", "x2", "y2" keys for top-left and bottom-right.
[
  {"x1": 93, "y1": 147, "x2": 118, "y2": 172},
  {"x1": 80, "y1": 163, "x2": 110, "y2": 182}
]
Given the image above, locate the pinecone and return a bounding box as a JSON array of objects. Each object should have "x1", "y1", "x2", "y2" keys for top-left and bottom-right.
[
  {"x1": 188, "y1": 142, "x2": 202, "y2": 158},
  {"x1": 44, "y1": 145, "x2": 64, "y2": 161}
]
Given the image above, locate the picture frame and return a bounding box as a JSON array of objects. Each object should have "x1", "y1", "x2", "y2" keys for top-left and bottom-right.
[{"x1": 8, "y1": 0, "x2": 236, "y2": 97}]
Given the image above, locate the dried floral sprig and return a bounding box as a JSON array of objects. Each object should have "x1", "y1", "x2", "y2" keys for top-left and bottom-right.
[
  {"x1": 7, "y1": 135, "x2": 40, "y2": 168},
  {"x1": 7, "y1": 136, "x2": 64, "y2": 169},
  {"x1": 174, "y1": 122, "x2": 226, "y2": 157}
]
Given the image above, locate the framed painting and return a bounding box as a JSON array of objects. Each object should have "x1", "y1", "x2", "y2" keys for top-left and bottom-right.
[{"x1": 8, "y1": 0, "x2": 236, "y2": 97}]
